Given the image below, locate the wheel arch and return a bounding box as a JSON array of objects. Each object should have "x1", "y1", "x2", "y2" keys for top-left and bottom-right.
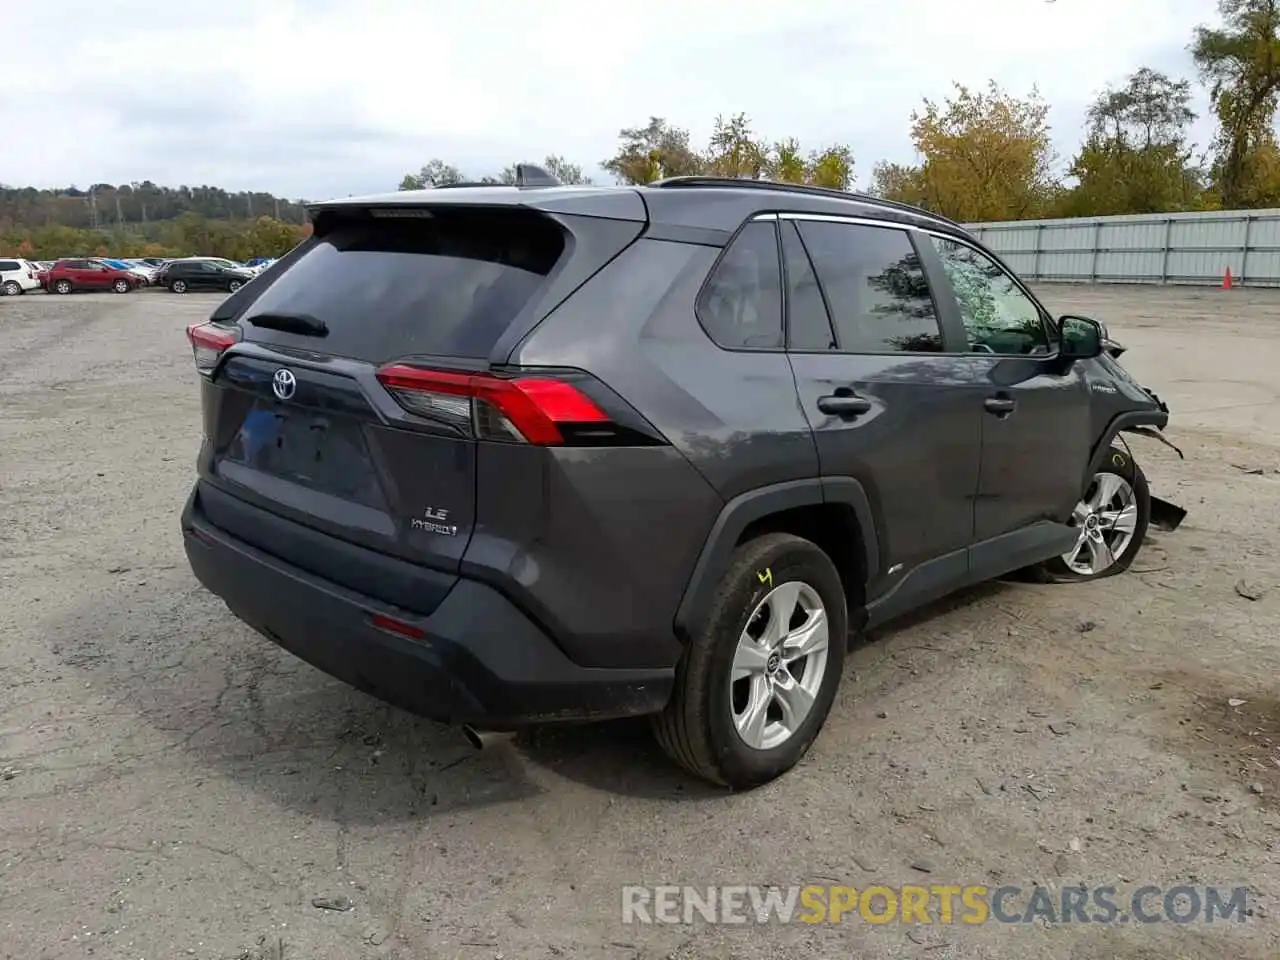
[
  {"x1": 674, "y1": 477, "x2": 879, "y2": 641},
  {"x1": 1084, "y1": 410, "x2": 1168, "y2": 489}
]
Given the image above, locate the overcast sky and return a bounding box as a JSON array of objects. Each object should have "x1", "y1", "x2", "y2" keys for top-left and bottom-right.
[{"x1": 4, "y1": 0, "x2": 1219, "y2": 201}]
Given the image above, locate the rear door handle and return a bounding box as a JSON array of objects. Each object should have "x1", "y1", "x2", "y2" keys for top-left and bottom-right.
[
  {"x1": 817, "y1": 394, "x2": 873, "y2": 417},
  {"x1": 984, "y1": 396, "x2": 1017, "y2": 416}
]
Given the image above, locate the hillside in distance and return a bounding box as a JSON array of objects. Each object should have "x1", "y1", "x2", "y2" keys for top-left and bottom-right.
[{"x1": 0, "y1": 181, "x2": 309, "y2": 230}]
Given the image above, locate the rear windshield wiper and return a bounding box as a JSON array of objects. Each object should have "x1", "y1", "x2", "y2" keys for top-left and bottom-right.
[{"x1": 246, "y1": 312, "x2": 328, "y2": 337}]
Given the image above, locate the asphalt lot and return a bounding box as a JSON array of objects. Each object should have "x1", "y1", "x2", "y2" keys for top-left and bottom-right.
[{"x1": 2, "y1": 284, "x2": 1279, "y2": 960}]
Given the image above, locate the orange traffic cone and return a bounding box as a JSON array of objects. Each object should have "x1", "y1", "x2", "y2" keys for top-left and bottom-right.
[{"x1": 1223, "y1": 267, "x2": 1234, "y2": 289}]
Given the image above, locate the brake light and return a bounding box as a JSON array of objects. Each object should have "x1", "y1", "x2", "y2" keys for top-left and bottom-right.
[
  {"x1": 186, "y1": 321, "x2": 241, "y2": 375},
  {"x1": 375, "y1": 364, "x2": 609, "y2": 445}
]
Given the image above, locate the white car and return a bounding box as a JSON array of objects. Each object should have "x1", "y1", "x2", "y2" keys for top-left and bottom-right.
[
  {"x1": 0, "y1": 258, "x2": 41, "y2": 296},
  {"x1": 123, "y1": 260, "x2": 160, "y2": 285}
]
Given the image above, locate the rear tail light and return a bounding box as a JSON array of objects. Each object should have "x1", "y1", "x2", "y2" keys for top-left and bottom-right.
[
  {"x1": 375, "y1": 364, "x2": 610, "y2": 445},
  {"x1": 186, "y1": 321, "x2": 241, "y2": 375}
]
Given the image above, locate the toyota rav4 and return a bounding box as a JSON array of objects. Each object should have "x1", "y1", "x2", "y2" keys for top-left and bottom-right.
[{"x1": 180, "y1": 168, "x2": 1184, "y2": 788}]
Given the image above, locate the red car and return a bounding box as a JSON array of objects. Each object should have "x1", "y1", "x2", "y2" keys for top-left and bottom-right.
[{"x1": 45, "y1": 258, "x2": 139, "y2": 295}]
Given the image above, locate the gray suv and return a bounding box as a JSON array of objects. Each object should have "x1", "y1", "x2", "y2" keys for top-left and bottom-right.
[{"x1": 181, "y1": 168, "x2": 1179, "y2": 788}]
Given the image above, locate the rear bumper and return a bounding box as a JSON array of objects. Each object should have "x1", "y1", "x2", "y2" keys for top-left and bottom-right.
[{"x1": 180, "y1": 489, "x2": 674, "y2": 728}]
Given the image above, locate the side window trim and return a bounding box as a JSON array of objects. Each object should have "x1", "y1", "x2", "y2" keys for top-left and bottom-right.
[{"x1": 781, "y1": 220, "x2": 839, "y2": 352}]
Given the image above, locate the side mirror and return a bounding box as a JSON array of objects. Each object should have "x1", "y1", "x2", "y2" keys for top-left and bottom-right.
[{"x1": 1058, "y1": 314, "x2": 1103, "y2": 360}]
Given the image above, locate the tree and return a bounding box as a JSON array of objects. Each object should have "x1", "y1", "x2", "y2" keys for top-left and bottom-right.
[
  {"x1": 495, "y1": 154, "x2": 593, "y2": 185},
  {"x1": 603, "y1": 117, "x2": 705, "y2": 184},
  {"x1": 870, "y1": 81, "x2": 1057, "y2": 221},
  {"x1": 399, "y1": 159, "x2": 465, "y2": 190},
  {"x1": 1192, "y1": 0, "x2": 1280, "y2": 207},
  {"x1": 1057, "y1": 68, "x2": 1206, "y2": 216}
]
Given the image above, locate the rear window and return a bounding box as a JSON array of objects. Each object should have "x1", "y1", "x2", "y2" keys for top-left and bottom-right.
[{"x1": 239, "y1": 208, "x2": 566, "y2": 362}]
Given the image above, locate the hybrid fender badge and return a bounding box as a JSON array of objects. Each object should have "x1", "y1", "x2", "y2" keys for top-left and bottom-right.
[
  {"x1": 272, "y1": 368, "x2": 297, "y2": 401},
  {"x1": 411, "y1": 506, "x2": 458, "y2": 537}
]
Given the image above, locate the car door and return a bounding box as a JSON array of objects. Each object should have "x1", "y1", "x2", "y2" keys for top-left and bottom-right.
[
  {"x1": 195, "y1": 262, "x2": 220, "y2": 289},
  {"x1": 780, "y1": 214, "x2": 982, "y2": 610},
  {"x1": 83, "y1": 261, "x2": 110, "y2": 289},
  {"x1": 923, "y1": 233, "x2": 1093, "y2": 541}
]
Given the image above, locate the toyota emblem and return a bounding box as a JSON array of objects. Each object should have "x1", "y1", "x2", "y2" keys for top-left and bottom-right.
[{"x1": 272, "y1": 368, "x2": 297, "y2": 401}]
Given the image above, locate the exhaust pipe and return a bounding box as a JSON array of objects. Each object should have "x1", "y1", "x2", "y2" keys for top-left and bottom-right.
[{"x1": 461, "y1": 724, "x2": 514, "y2": 750}]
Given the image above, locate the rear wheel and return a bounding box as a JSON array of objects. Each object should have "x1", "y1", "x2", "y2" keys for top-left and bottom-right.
[
  {"x1": 170, "y1": 279, "x2": 187, "y2": 294},
  {"x1": 228, "y1": 278, "x2": 243, "y2": 293},
  {"x1": 652, "y1": 532, "x2": 847, "y2": 788},
  {"x1": 1039, "y1": 447, "x2": 1150, "y2": 581},
  {"x1": 1, "y1": 280, "x2": 20, "y2": 297},
  {"x1": 112, "y1": 278, "x2": 131, "y2": 294},
  {"x1": 54, "y1": 279, "x2": 72, "y2": 295}
]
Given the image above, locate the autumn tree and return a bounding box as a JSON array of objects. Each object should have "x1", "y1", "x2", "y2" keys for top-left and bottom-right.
[
  {"x1": 1193, "y1": 0, "x2": 1280, "y2": 207},
  {"x1": 1057, "y1": 68, "x2": 1205, "y2": 216},
  {"x1": 870, "y1": 81, "x2": 1057, "y2": 221},
  {"x1": 495, "y1": 154, "x2": 593, "y2": 185},
  {"x1": 399, "y1": 159, "x2": 465, "y2": 190},
  {"x1": 603, "y1": 117, "x2": 705, "y2": 184},
  {"x1": 604, "y1": 114, "x2": 854, "y2": 189}
]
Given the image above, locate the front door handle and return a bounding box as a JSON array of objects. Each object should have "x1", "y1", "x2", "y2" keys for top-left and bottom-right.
[
  {"x1": 984, "y1": 395, "x2": 1017, "y2": 416},
  {"x1": 817, "y1": 393, "x2": 873, "y2": 417}
]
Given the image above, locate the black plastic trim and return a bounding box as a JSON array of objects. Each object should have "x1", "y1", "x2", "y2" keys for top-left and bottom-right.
[{"x1": 673, "y1": 477, "x2": 878, "y2": 637}]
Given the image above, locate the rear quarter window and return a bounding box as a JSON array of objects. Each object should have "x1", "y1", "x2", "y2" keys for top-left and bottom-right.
[{"x1": 239, "y1": 208, "x2": 567, "y2": 362}]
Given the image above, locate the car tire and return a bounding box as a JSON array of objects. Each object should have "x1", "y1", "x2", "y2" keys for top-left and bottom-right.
[
  {"x1": 1, "y1": 281, "x2": 20, "y2": 297},
  {"x1": 170, "y1": 279, "x2": 187, "y2": 294},
  {"x1": 54, "y1": 279, "x2": 73, "y2": 295},
  {"x1": 228, "y1": 279, "x2": 243, "y2": 293},
  {"x1": 1037, "y1": 446, "x2": 1151, "y2": 582},
  {"x1": 112, "y1": 279, "x2": 131, "y2": 294},
  {"x1": 652, "y1": 531, "x2": 848, "y2": 789}
]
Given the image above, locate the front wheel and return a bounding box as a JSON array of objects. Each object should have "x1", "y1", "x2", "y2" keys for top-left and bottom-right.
[
  {"x1": 1, "y1": 280, "x2": 20, "y2": 296},
  {"x1": 227, "y1": 279, "x2": 243, "y2": 293},
  {"x1": 112, "y1": 279, "x2": 132, "y2": 294},
  {"x1": 169, "y1": 279, "x2": 187, "y2": 294},
  {"x1": 1040, "y1": 447, "x2": 1151, "y2": 581},
  {"x1": 652, "y1": 532, "x2": 848, "y2": 788}
]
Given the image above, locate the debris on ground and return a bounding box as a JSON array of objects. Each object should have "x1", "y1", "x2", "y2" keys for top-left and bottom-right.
[
  {"x1": 1077, "y1": 620, "x2": 1097, "y2": 633},
  {"x1": 1250, "y1": 782, "x2": 1265, "y2": 795},
  {"x1": 311, "y1": 896, "x2": 354, "y2": 912},
  {"x1": 1235, "y1": 579, "x2": 1267, "y2": 601}
]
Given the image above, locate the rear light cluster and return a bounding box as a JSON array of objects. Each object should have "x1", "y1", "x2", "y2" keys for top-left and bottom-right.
[
  {"x1": 186, "y1": 321, "x2": 241, "y2": 375},
  {"x1": 375, "y1": 364, "x2": 610, "y2": 446}
]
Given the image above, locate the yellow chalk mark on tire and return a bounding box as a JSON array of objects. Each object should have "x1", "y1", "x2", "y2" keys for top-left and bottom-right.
[{"x1": 757, "y1": 568, "x2": 773, "y2": 587}]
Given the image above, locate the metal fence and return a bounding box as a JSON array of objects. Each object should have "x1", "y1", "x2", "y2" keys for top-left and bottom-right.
[{"x1": 964, "y1": 209, "x2": 1280, "y2": 286}]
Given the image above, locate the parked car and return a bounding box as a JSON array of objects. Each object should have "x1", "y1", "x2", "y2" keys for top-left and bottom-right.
[
  {"x1": 121, "y1": 259, "x2": 160, "y2": 285},
  {"x1": 0, "y1": 258, "x2": 41, "y2": 296},
  {"x1": 99, "y1": 258, "x2": 154, "y2": 286},
  {"x1": 179, "y1": 171, "x2": 1183, "y2": 788},
  {"x1": 164, "y1": 258, "x2": 255, "y2": 294},
  {"x1": 45, "y1": 258, "x2": 140, "y2": 294}
]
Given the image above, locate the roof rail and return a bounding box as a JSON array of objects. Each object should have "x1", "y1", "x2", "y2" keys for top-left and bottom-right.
[
  {"x1": 646, "y1": 176, "x2": 960, "y2": 228},
  {"x1": 433, "y1": 181, "x2": 503, "y2": 189}
]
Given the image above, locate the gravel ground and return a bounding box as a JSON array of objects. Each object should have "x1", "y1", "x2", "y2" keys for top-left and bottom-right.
[{"x1": 1, "y1": 284, "x2": 1279, "y2": 960}]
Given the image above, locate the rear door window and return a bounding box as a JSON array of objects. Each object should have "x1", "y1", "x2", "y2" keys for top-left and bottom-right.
[
  {"x1": 239, "y1": 208, "x2": 567, "y2": 362},
  {"x1": 794, "y1": 220, "x2": 944, "y2": 354}
]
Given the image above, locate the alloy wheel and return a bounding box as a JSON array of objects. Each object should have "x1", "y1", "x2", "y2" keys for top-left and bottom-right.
[
  {"x1": 730, "y1": 580, "x2": 830, "y2": 750},
  {"x1": 1061, "y1": 472, "x2": 1139, "y2": 576}
]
